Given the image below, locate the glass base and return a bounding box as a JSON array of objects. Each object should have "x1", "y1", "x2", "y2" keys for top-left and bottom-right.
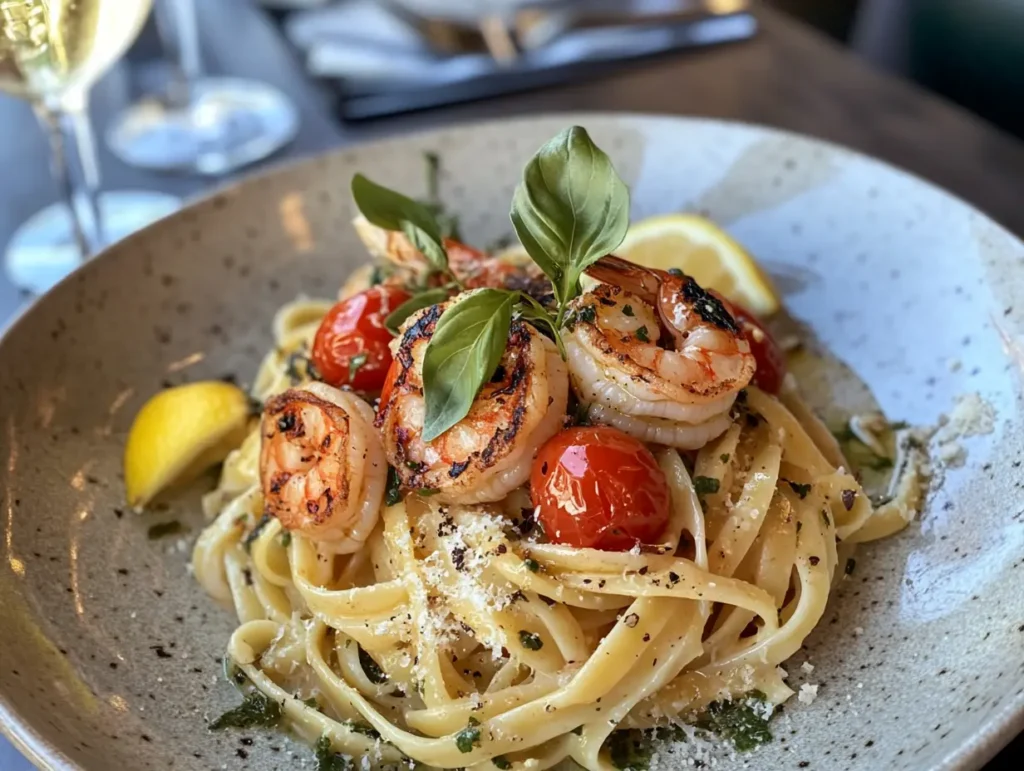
[
  {"x1": 106, "y1": 77, "x2": 300, "y2": 175},
  {"x1": 4, "y1": 191, "x2": 181, "y2": 295}
]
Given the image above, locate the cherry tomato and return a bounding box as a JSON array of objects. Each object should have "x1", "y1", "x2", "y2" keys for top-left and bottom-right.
[
  {"x1": 531, "y1": 426, "x2": 670, "y2": 551},
  {"x1": 312, "y1": 286, "x2": 410, "y2": 391},
  {"x1": 709, "y1": 291, "x2": 786, "y2": 394}
]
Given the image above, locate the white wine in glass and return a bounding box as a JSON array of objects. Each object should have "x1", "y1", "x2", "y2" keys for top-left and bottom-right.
[{"x1": 0, "y1": 0, "x2": 180, "y2": 294}]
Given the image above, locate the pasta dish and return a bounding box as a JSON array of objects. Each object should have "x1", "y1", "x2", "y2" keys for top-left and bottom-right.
[{"x1": 158, "y1": 127, "x2": 919, "y2": 769}]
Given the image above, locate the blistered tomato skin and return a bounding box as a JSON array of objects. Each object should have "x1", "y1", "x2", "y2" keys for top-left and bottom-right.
[
  {"x1": 312, "y1": 286, "x2": 410, "y2": 392},
  {"x1": 530, "y1": 426, "x2": 670, "y2": 551}
]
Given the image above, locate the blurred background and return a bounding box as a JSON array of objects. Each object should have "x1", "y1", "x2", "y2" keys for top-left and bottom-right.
[
  {"x1": 261, "y1": 0, "x2": 1024, "y2": 134},
  {"x1": 0, "y1": 0, "x2": 1023, "y2": 296}
]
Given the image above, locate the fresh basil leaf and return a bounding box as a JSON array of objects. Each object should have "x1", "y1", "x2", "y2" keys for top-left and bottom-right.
[
  {"x1": 510, "y1": 126, "x2": 630, "y2": 311},
  {"x1": 422, "y1": 289, "x2": 515, "y2": 441},
  {"x1": 400, "y1": 220, "x2": 448, "y2": 273},
  {"x1": 351, "y1": 173, "x2": 448, "y2": 273},
  {"x1": 385, "y1": 286, "x2": 454, "y2": 335}
]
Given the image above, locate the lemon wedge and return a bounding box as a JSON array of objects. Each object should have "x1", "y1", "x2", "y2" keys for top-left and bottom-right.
[
  {"x1": 495, "y1": 214, "x2": 779, "y2": 316},
  {"x1": 124, "y1": 381, "x2": 251, "y2": 510},
  {"x1": 616, "y1": 214, "x2": 780, "y2": 316}
]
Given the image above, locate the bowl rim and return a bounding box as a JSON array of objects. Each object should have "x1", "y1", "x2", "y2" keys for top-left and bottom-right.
[{"x1": 0, "y1": 111, "x2": 1021, "y2": 771}]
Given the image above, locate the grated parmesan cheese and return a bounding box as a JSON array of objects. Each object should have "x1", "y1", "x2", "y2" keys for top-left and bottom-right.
[
  {"x1": 932, "y1": 392, "x2": 996, "y2": 469},
  {"x1": 800, "y1": 661, "x2": 814, "y2": 674},
  {"x1": 797, "y1": 683, "x2": 818, "y2": 705}
]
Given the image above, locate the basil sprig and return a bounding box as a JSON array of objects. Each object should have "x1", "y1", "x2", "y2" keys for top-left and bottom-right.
[
  {"x1": 422, "y1": 289, "x2": 515, "y2": 441},
  {"x1": 510, "y1": 125, "x2": 630, "y2": 326},
  {"x1": 355, "y1": 125, "x2": 631, "y2": 442},
  {"x1": 351, "y1": 173, "x2": 451, "y2": 276}
]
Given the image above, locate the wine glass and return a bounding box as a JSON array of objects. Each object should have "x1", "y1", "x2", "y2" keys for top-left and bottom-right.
[
  {"x1": 0, "y1": 0, "x2": 181, "y2": 295},
  {"x1": 106, "y1": 0, "x2": 299, "y2": 175}
]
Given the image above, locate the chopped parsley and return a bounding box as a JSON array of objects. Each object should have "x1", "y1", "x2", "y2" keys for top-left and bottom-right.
[
  {"x1": 519, "y1": 630, "x2": 544, "y2": 650},
  {"x1": 455, "y1": 723, "x2": 481, "y2": 753},
  {"x1": 667, "y1": 267, "x2": 684, "y2": 277},
  {"x1": 147, "y1": 520, "x2": 184, "y2": 540},
  {"x1": 523, "y1": 558, "x2": 540, "y2": 573},
  {"x1": 844, "y1": 557, "x2": 857, "y2": 576},
  {"x1": 786, "y1": 480, "x2": 811, "y2": 499},
  {"x1": 359, "y1": 646, "x2": 388, "y2": 684},
  {"x1": 210, "y1": 691, "x2": 282, "y2": 730},
  {"x1": 492, "y1": 756, "x2": 512, "y2": 769},
  {"x1": 243, "y1": 513, "x2": 272, "y2": 552},
  {"x1": 417, "y1": 487, "x2": 441, "y2": 497},
  {"x1": 314, "y1": 735, "x2": 350, "y2": 771},
  {"x1": 830, "y1": 425, "x2": 894, "y2": 471},
  {"x1": 280, "y1": 531, "x2": 292, "y2": 547},
  {"x1": 284, "y1": 350, "x2": 318, "y2": 384},
  {"x1": 720, "y1": 453, "x2": 730, "y2": 463},
  {"x1": 572, "y1": 401, "x2": 592, "y2": 426},
  {"x1": 695, "y1": 690, "x2": 773, "y2": 751},
  {"x1": 343, "y1": 720, "x2": 380, "y2": 738},
  {"x1": 578, "y1": 305, "x2": 596, "y2": 324},
  {"x1": 347, "y1": 352, "x2": 368, "y2": 383},
  {"x1": 303, "y1": 696, "x2": 320, "y2": 709},
  {"x1": 692, "y1": 476, "x2": 721, "y2": 497},
  {"x1": 606, "y1": 730, "x2": 655, "y2": 770},
  {"x1": 385, "y1": 466, "x2": 402, "y2": 506},
  {"x1": 634, "y1": 325, "x2": 650, "y2": 343},
  {"x1": 622, "y1": 304, "x2": 634, "y2": 317}
]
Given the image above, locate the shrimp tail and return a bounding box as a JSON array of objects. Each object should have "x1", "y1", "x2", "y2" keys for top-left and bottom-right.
[{"x1": 584, "y1": 255, "x2": 668, "y2": 302}]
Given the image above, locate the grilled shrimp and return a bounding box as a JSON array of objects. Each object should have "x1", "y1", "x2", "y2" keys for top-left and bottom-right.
[
  {"x1": 565, "y1": 256, "x2": 755, "y2": 449},
  {"x1": 260, "y1": 382, "x2": 386, "y2": 550},
  {"x1": 376, "y1": 300, "x2": 569, "y2": 504},
  {"x1": 353, "y1": 216, "x2": 550, "y2": 299}
]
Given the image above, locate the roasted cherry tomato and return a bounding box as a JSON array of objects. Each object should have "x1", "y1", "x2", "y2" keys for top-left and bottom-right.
[
  {"x1": 531, "y1": 426, "x2": 670, "y2": 551},
  {"x1": 709, "y1": 291, "x2": 786, "y2": 394},
  {"x1": 312, "y1": 286, "x2": 410, "y2": 391}
]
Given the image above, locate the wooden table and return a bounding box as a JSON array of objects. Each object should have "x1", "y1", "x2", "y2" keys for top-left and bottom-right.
[{"x1": 0, "y1": 3, "x2": 1020, "y2": 769}]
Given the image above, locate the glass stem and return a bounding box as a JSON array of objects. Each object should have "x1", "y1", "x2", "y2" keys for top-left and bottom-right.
[
  {"x1": 168, "y1": 0, "x2": 202, "y2": 82},
  {"x1": 34, "y1": 98, "x2": 93, "y2": 261},
  {"x1": 62, "y1": 89, "x2": 106, "y2": 249}
]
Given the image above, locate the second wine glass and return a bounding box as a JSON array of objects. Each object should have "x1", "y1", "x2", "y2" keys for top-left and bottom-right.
[
  {"x1": 106, "y1": 0, "x2": 299, "y2": 176},
  {"x1": 1, "y1": 0, "x2": 180, "y2": 295}
]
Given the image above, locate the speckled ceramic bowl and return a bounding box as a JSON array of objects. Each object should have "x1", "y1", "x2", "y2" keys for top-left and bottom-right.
[{"x1": 1, "y1": 114, "x2": 1022, "y2": 771}]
